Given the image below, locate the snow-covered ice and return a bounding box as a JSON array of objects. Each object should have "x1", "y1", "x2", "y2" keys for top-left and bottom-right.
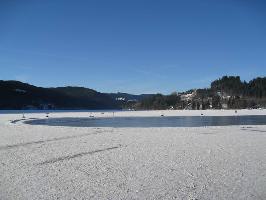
[{"x1": 0, "y1": 110, "x2": 266, "y2": 199}]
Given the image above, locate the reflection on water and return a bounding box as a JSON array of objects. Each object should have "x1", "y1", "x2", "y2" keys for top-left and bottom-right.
[{"x1": 24, "y1": 115, "x2": 266, "y2": 127}]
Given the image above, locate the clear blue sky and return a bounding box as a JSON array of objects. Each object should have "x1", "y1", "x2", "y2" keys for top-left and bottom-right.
[{"x1": 1, "y1": 0, "x2": 265, "y2": 94}]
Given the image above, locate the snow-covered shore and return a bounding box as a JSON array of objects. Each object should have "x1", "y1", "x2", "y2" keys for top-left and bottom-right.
[
  {"x1": 1, "y1": 108, "x2": 266, "y2": 121},
  {"x1": 0, "y1": 110, "x2": 266, "y2": 199}
]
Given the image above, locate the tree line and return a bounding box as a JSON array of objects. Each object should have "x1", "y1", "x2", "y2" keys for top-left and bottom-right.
[{"x1": 134, "y1": 76, "x2": 266, "y2": 110}]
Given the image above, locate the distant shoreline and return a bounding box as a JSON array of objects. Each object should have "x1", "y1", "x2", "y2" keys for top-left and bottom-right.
[{"x1": 1, "y1": 109, "x2": 265, "y2": 117}]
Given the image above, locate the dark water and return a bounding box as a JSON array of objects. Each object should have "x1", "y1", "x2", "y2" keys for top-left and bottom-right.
[{"x1": 24, "y1": 115, "x2": 266, "y2": 127}]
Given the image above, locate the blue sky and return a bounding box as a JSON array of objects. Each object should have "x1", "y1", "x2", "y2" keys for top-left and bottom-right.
[{"x1": 0, "y1": 0, "x2": 266, "y2": 94}]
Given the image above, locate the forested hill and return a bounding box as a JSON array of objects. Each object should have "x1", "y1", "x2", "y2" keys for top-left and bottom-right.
[
  {"x1": 135, "y1": 76, "x2": 266, "y2": 110},
  {"x1": 1, "y1": 76, "x2": 266, "y2": 110},
  {"x1": 211, "y1": 76, "x2": 266, "y2": 98},
  {"x1": 0, "y1": 81, "x2": 112, "y2": 109}
]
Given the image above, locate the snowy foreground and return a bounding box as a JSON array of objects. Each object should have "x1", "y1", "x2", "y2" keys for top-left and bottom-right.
[{"x1": 0, "y1": 110, "x2": 266, "y2": 199}]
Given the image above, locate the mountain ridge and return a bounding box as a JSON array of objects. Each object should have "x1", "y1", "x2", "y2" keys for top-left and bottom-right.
[
  {"x1": 1, "y1": 76, "x2": 266, "y2": 110},
  {"x1": 0, "y1": 80, "x2": 151, "y2": 110}
]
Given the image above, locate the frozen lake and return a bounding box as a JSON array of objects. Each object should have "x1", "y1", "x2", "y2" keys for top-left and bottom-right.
[
  {"x1": 25, "y1": 115, "x2": 266, "y2": 127},
  {"x1": 1, "y1": 110, "x2": 266, "y2": 199}
]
